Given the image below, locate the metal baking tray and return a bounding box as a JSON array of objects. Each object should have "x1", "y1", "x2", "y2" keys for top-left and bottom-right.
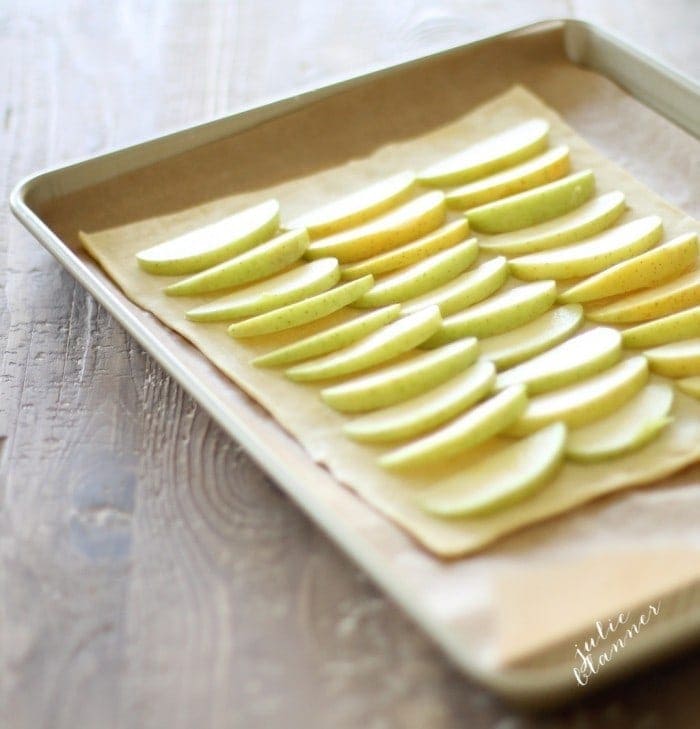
[{"x1": 10, "y1": 19, "x2": 700, "y2": 706}]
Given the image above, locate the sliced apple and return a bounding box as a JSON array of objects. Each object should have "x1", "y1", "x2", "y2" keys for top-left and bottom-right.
[
  {"x1": 288, "y1": 171, "x2": 416, "y2": 238},
  {"x1": 418, "y1": 119, "x2": 549, "y2": 187},
  {"x1": 304, "y1": 192, "x2": 446, "y2": 263},
  {"x1": 285, "y1": 305, "x2": 441, "y2": 382},
  {"x1": 228, "y1": 275, "x2": 373, "y2": 338},
  {"x1": 321, "y1": 338, "x2": 478, "y2": 413},
  {"x1": 340, "y1": 219, "x2": 469, "y2": 279},
  {"x1": 645, "y1": 339, "x2": 700, "y2": 378},
  {"x1": 136, "y1": 199, "x2": 280, "y2": 275},
  {"x1": 344, "y1": 361, "x2": 496, "y2": 443},
  {"x1": 465, "y1": 170, "x2": 595, "y2": 234},
  {"x1": 587, "y1": 267, "x2": 700, "y2": 323},
  {"x1": 479, "y1": 304, "x2": 583, "y2": 369},
  {"x1": 622, "y1": 305, "x2": 700, "y2": 348},
  {"x1": 186, "y1": 258, "x2": 340, "y2": 322},
  {"x1": 508, "y1": 356, "x2": 649, "y2": 436},
  {"x1": 677, "y1": 377, "x2": 700, "y2": 399},
  {"x1": 478, "y1": 191, "x2": 626, "y2": 256},
  {"x1": 509, "y1": 216, "x2": 663, "y2": 281},
  {"x1": 166, "y1": 228, "x2": 308, "y2": 297},
  {"x1": 560, "y1": 232, "x2": 699, "y2": 303},
  {"x1": 420, "y1": 423, "x2": 567, "y2": 517},
  {"x1": 379, "y1": 385, "x2": 528, "y2": 470},
  {"x1": 353, "y1": 238, "x2": 478, "y2": 308},
  {"x1": 496, "y1": 327, "x2": 621, "y2": 394},
  {"x1": 446, "y1": 145, "x2": 570, "y2": 210},
  {"x1": 565, "y1": 383, "x2": 673, "y2": 462},
  {"x1": 253, "y1": 305, "x2": 401, "y2": 367},
  {"x1": 425, "y1": 280, "x2": 557, "y2": 346},
  {"x1": 401, "y1": 257, "x2": 508, "y2": 317}
]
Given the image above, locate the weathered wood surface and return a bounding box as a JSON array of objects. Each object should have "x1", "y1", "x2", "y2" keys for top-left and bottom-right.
[{"x1": 1, "y1": 2, "x2": 699, "y2": 728}]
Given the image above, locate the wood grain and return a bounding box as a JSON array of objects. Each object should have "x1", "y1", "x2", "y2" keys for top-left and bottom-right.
[{"x1": 1, "y1": 2, "x2": 699, "y2": 728}]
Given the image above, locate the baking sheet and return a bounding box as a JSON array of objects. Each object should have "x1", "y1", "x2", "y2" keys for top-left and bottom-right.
[{"x1": 38, "y1": 27, "x2": 700, "y2": 677}]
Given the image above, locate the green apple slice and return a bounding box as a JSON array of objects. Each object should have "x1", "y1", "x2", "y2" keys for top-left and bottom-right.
[
  {"x1": 446, "y1": 145, "x2": 570, "y2": 210},
  {"x1": 228, "y1": 275, "x2": 373, "y2": 338},
  {"x1": 508, "y1": 356, "x2": 649, "y2": 436},
  {"x1": 465, "y1": 170, "x2": 595, "y2": 234},
  {"x1": 622, "y1": 305, "x2": 700, "y2": 348},
  {"x1": 509, "y1": 215, "x2": 663, "y2": 281},
  {"x1": 418, "y1": 119, "x2": 549, "y2": 187},
  {"x1": 420, "y1": 423, "x2": 566, "y2": 517},
  {"x1": 136, "y1": 199, "x2": 280, "y2": 275},
  {"x1": 425, "y1": 280, "x2": 557, "y2": 346},
  {"x1": 587, "y1": 267, "x2": 700, "y2": 323},
  {"x1": 353, "y1": 238, "x2": 478, "y2": 308},
  {"x1": 253, "y1": 305, "x2": 401, "y2": 367},
  {"x1": 565, "y1": 383, "x2": 673, "y2": 462},
  {"x1": 344, "y1": 361, "x2": 496, "y2": 443},
  {"x1": 304, "y1": 192, "x2": 446, "y2": 263},
  {"x1": 186, "y1": 258, "x2": 340, "y2": 322},
  {"x1": 340, "y1": 219, "x2": 470, "y2": 279},
  {"x1": 379, "y1": 385, "x2": 527, "y2": 470},
  {"x1": 401, "y1": 257, "x2": 508, "y2": 317},
  {"x1": 645, "y1": 339, "x2": 700, "y2": 377},
  {"x1": 321, "y1": 338, "x2": 478, "y2": 413},
  {"x1": 166, "y1": 228, "x2": 308, "y2": 296},
  {"x1": 478, "y1": 191, "x2": 626, "y2": 256},
  {"x1": 285, "y1": 305, "x2": 441, "y2": 382},
  {"x1": 479, "y1": 304, "x2": 583, "y2": 369},
  {"x1": 496, "y1": 327, "x2": 621, "y2": 394},
  {"x1": 677, "y1": 377, "x2": 700, "y2": 399},
  {"x1": 288, "y1": 171, "x2": 416, "y2": 238},
  {"x1": 560, "y1": 232, "x2": 699, "y2": 303}
]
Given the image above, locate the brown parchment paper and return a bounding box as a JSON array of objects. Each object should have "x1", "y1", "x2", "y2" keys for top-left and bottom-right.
[{"x1": 42, "y1": 27, "x2": 700, "y2": 671}]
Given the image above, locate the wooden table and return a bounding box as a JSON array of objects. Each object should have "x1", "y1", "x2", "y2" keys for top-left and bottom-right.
[{"x1": 2, "y1": 2, "x2": 699, "y2": 727}]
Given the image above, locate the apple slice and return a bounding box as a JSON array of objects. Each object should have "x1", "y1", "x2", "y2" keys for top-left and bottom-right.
[
  {"x1": 136, "y1": 199, "x2": 280, "y2": 275},
  {"x1": 587, "y1": 267, "x2": 700, "y2": 323},
  {"x1": 321, "y1": 338, "x2": 478, "y2": 413},
  {"x1": 401, "y1": 257, "x2": 508, "y2": 317},
  {"x1": 645, "y1": 339, "x2": 700, "y2": 377},
  {"x1": 344, "y1": 361, "x2": 496, "y2": 443},
  {"x1": 446, "y1": 145, "x2": 570, "y2": 210},
  {"x1": 228, "y1": 275, "x2": 373, "y2": 338},
  {"x1": 340, "y1": 219, "x2": 469, "y2": 279},
  {"x1": 186, "y1": 258, "x2": 340, "y2": 322},
  {"x1": 566, "y1": 383, "x2": 673, "y2": 462},
  {"x1": 288, "y1": 171, "x2": 416, "y2": 238},
  {"x1": 677, "y1": 377, "x2": 700, "y2": 399},
  {"x1": 508, "y1": 356, "x2": 648, "y2": 436},
  {"x1": 285, "y1": 305, "x2": 441, "y2": 382},
  {"x1": 465, "y1": 170, "x2": 595, "y2": 234},
  {"x1": 353, "y1": 238, "x2": 478, "y2": 308},
  {"x1": 253, "y1": 305, "x2": 401, "y2": 367},
  {"x1": 166, "y1": 228, "x2": 308, "y2": 296},
  {"x1": 622, "y1": 305, "x2": 700, "y2": 348},
  {"x1": 304, "y1": 192, "x2": 446, "y2": 263},
  {"x1": 560, "y1": 232, "x2": 699, "y2": 303},
  {"x1": 496, "y1": 327, "x2": 621, "y2": 394},
  {"x1": 509, "y1": 216, "x2": 663, "y2": 281},
  {"x1": 420, "y1": 423, "x2": 566, "y2": 517},
  {"x1": 425, "y1": 280, "x2": 557, "y2": 346},
  {"x1": 379, "y1": 385, "x2": 527, "y2": 470},
  {"x1": 478, "y1": 191, "x2": 626, "y2": 256},
  {"x1": 479, "y1": 304, "x2": 583, "y2": 369},
  {"x1": 418, "y1": 119, "x2": 549, "y2": 187}
]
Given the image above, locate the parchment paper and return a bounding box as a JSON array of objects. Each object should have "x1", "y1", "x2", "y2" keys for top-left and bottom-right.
[{"x1": 41, "y1": 27, "x2": 700, "y2": 671}]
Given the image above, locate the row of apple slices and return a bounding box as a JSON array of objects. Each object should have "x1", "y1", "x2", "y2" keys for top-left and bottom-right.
[{"x1": 135, "y1": 118, "x2": 582, "y2": 283}]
